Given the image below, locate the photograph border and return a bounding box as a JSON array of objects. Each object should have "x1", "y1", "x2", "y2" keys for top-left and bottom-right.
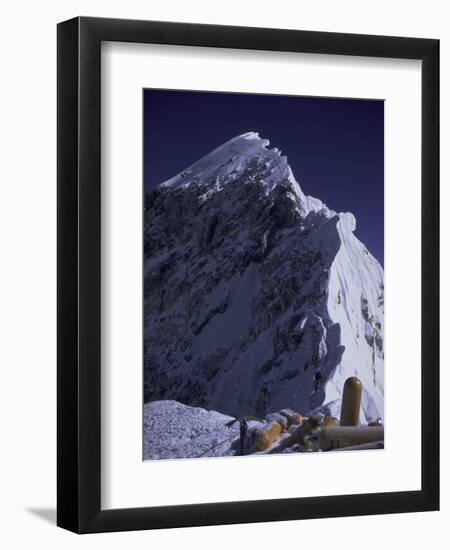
[{"x1": 57, "y1": 16, "x2": 439, "y2": 533}]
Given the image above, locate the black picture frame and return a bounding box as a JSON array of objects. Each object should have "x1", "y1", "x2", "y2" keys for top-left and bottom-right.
[{"x1": 57, "y1": 16, "x2": 439, "y2": 533}]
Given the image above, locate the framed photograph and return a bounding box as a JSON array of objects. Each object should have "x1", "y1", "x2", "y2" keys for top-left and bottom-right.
[{"x1": 57, "y1": 16, "x2": 439, "y2": 533}]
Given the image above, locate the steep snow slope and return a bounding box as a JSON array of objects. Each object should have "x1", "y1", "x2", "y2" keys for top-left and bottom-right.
[
  {"x1": 144, "y1": 132, "x2": 384, "y2": 423},
  {"x1": 325, "y1": 214, "x2": 384, "y2": 421}
]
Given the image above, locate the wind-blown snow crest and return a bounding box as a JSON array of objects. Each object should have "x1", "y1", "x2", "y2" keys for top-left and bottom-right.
[{"x1": 144, "y1": 132, "x2": 384, "y2": 425}]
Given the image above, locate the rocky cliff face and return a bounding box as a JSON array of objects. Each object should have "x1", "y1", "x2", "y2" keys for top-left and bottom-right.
[{"x1": 144, "y1": 132, "x2": 384, "y2": 422}]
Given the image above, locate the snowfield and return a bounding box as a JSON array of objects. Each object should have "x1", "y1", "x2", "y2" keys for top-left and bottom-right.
[{"x1": 144, "y1": 400, "x2": 239, "y2": 459}]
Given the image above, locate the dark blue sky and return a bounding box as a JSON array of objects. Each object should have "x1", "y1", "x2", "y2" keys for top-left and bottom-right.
[{"x1": 143, "y1": 90, "x2": 384, "y2": 265}]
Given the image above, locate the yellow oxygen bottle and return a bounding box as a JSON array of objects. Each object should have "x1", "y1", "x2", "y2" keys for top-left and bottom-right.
[{"x1": 339, "y1": 376, "x2": 362, "y2": 426}]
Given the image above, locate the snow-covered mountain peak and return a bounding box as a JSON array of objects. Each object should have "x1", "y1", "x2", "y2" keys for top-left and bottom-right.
[
  {"x1": 144, "y1": 134, "x2": 384, "y2": 424},
  {"x1": 159, "y1": 131, "x2": 309, "y2": 208}
]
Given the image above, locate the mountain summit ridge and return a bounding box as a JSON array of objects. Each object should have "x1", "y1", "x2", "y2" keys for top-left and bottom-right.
[
  {"x1": 144, "y1": 133, "x2": 384, "y2": 422},
  {"x1": 159, "y1": 131, "x2": 317, "y2": 215}
]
